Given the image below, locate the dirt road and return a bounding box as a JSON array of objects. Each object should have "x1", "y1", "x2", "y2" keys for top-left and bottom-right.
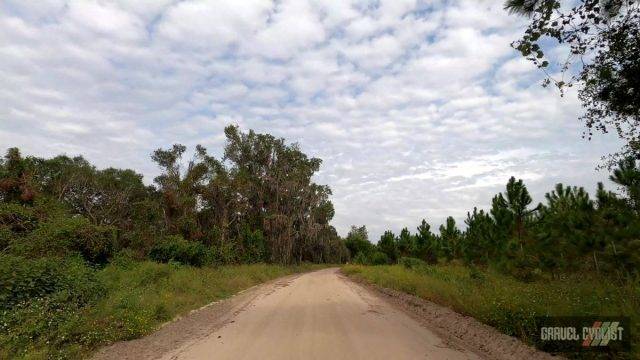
[
  {"x1": 95, "y1": 268, "x2": 553, "y2": 360},
  {"x1": 162, "y1": 268, "x2": 479, "y2": 360}
]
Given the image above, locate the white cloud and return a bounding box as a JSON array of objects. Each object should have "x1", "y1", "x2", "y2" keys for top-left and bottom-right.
[
  {"x1": 247, "y1": 0, "x2": 326, "y2": 60},
  {"x1": 156, "y1": 0, "x2": 271, "y2": 52},
  {"x1": 0, "y1": 0, "x2": 624, "y2": 240}
]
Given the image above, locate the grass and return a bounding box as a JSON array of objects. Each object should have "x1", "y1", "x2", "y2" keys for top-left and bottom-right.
[
  {"x1": 342, "y1": 263, "x2": 640, "y2": 358},
  {"x1": 1, "y1": 260, "x2": 325, "y2": 359}
]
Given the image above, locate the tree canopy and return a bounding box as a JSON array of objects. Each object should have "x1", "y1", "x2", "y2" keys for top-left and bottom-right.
[
  {"x1": 0, "y1": 126, "x2": 348, "y2": 266},
  {"x1": 506, "y1": 0, "x2": 640, "y2": 166}
]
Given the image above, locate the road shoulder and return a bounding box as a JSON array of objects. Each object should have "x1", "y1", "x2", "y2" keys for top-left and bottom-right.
[
  {"x1": 91, "y1": 272, "x2": 304, "y2": 360},
  {"x1": 341, "y1": 269, "x2": 560, "y2": 360}
]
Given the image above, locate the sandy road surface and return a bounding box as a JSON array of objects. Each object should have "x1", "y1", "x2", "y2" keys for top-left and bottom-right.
[{"x1": 162, "y1": 268, "x2": 479, "y2": 360}]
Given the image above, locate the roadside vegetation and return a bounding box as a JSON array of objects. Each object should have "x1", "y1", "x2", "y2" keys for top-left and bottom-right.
[
  {"x1": 345, "y1": 157, "x2": 640, "y2": 281},
  {"x1": 338, "y1": 3, "x2": 640, "y2": 354},
  {"x1": 343, "y1": 157, "x2": 640, "y2": 357},
  {"x1": 1, "y1": 260, "x2": 319, "y2": 359},
  {"x1": 0, "y1": 126, "x2": 344, "y2": 358},
  {"x1": 343, "y1": 263, "x2": 639, "y2": 358}
]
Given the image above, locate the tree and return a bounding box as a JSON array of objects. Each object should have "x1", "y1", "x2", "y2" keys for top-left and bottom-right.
[
  {"x1": 344, "y1": 225, "x2": 373, "y2": 260},
  {"x1": 377, "y1": 230, "x2": 397, "y2": 263},
  {"x1": 216, "y1": 125, "x2": 341, "y2": 264},
  {"x1": 0, "y1": 148, "x2": 34, "y2": 204},
  {"x1": 462, "y1": 208, "x2": 495, "y2": 264},
  {"x1": 595, "y1": 163, "x2": 640, "y2": 276},
  {"x1": 609, "y1": 157, "x2": 640, "y2": 212},
  {"x1": 415, "y1": 219, "x2": 437, "y2": 263},
  {"x1": 1, "y1": 130, "x2": 347, "y2": 266},
  {"x1": 506, "y1": 0, "x2": 640, "y2": 166},
  {"x1": 152, "y1": 144, "x2": 207, "y2": 241},
  {"x1": 505, "y1": 177, "x2": 535, "y2": 247},
  {"x1": 438, "y1": 217, "x2": 461, "y2": 261},
  {"x1": 396, "y1": 227, "x2": 415, "y2": 258},
  {"x1": 536, "y1": 184, "x2": 596, "y2": 271},
  {"x1": 490, "y1": 193, "x2": 513, "y2": 253}
]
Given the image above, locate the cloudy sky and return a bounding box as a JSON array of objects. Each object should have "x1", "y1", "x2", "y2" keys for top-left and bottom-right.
[{"x1": 0, "y1": 0, "x2": 622, "y2": 240}]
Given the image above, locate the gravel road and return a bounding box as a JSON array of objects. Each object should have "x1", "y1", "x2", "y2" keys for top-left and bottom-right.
[{"x1": 95, "y1": 268, "x2": 555, "y2": 360}]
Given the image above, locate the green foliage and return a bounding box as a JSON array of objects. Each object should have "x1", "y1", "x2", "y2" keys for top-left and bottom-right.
[
  {"x1": 344, "y1": 264, "x2": 640, "y2": 358},
  {"x1": 414, "y1": 219, "x2": 437, "y2": 264},
  {"x1": 438, "y1": 217, "x2": 461, "y2": 261},
  {"x1": 0, "y1": 127, "x2": 348, "y2": 267},
  {"x1": 353, "y1": 251, "x2": 369, "y2": 265},
  {"x1": 507, "y1": 0, "x2": 640, "y2": 165},
  {"x1": 344, "y1": 225, "x2": 373, "y2": 260},
  {"x1": 0, "y1": 202, "x2": 38, "y2": 234},
  {"x1": 396, "y1": 227, "x2": 415, "y2": 258},
  {"x1": 398, "y1": 257, "x2": 427, "y2": 269},
  {"x1": 16, "y1": 215, "x2": 116, "y2": 264},
  {"x1": 0, "y1": 255, "x2": 102, "y2": 311},
  {"x1": 610, "y1": 157, "x2": 640, "y2": 211},
  {"x1": 377, "y1": 158, "x2": 640, "y2": 280},
  {"x1": 370, "y1": 251, "x2": 390, "y2": 265},
  {"x1": 462, "y1": 208, "x2": 495, "y2": 264},
  {"x1": 1, "y1": 200, "x2": 117, "y2": 264},
  {"x1": 377, "y1": 230, "x2": 397, "y2": 263},
  {"x1": 148, "y1": 235, "x2": 209, "y2": 267},
  {"x1": 239, "y1": 227, "x2": 268, "y2": 263}
]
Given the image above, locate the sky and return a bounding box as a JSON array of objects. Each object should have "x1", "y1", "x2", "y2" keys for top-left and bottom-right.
[{"x1": 0, "y1": 0, "x2": 623, "y2": 240}]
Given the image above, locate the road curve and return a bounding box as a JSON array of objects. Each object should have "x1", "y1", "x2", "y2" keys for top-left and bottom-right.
[{"x1": 164, "y1": 268, "x2": 480, "y2": 360}]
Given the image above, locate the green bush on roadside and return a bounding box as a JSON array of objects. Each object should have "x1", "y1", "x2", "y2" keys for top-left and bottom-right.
[
  {"x1": 0, "y1": 254, "x2": 101, "y2": 310},
  {"x1": 352, "y1": 252, "x2": 368, "y2": 265},
  {"x1": 370, "y1": 251, "x2": 389, "y2": 265},
  {"x1": 149, "y1": 235, "x2": 209, "y2": 266},
  {"x1": 4, "y1": 209, "x2": 117, "y2": 264},
  {"x1": 398, "y1": 257, "x2": 427, "y2": 269}
]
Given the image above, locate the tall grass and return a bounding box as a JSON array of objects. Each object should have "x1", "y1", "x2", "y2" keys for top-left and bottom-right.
[
  {"x1": 342, "y1": 263, "x2": 639, "y2": 358},
  {"x1": 1, "y1": 261, "x2": 323, "y2": 359}
]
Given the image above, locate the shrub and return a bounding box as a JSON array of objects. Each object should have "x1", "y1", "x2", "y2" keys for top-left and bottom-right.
[
  {"x1": 353, "y1": 252, "x2": 369, "y2": 265},
  {"x1": 370, "y1": 251, "x2": 390, "y2": 265},
  {"x1": 0, "y1": 202, "x2": 38, "y2": 234},
  {"x1": 240, "y1": 228, "x2": 267, "y2": 263},
  {"x1": 0, "y1": 226, "x2": 11, "y2": 251},
  {"x1": 13, "y1": 216, "x2": 117, "y2": 263},
  {"x1": 399, "y1": 256, "x2": 427, "y2": 269},
  {"x1": 468, "y1": 266, "x2": 485, "y2": 281},
  {"x1": 149, "y1": 235, "x2": 209, "y2": 266},
  {"x1": 0, "y1": 254, "x2": 102, "y2": 310},
  {"x1": 210, "y1": 241, "x2": 238, "y2": 265}
]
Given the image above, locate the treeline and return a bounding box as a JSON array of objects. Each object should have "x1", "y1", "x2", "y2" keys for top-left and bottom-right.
[
  {"x1": 0, "y1": 126, "x2": 348, "y2": 268},
  {"x1": 346, "y1": 158, "x2": 640, "y2": 280}
]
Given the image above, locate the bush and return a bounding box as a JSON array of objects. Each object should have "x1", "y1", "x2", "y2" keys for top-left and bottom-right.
[
  {"x1": 0, "y1": 226, "x2": 11, "y2": 251},
  {"x1": 500, "y1": 254, "x2": 540, "y2": 282},
  {"x1": 240, "y1": 228, "x2": 267, "y2": 263},
  {"x1": 399, "y1": 256, "x2": 427, "y2": 269},
  {"x1": 0, "y1": 202, "x2": 38, "y2": 234},
  {"x1": 149, "y1": 235, "x2": 209, "y2": 266},
  {"x1": 0, "y1": 254, "x2": 102, "y2": 310},
  {"x1": 210, "y1": 241, "x2": 238, "y2": 265},
  {"x1": 353, "y1": 252, "x2": 369, "y2": 265},
  {"x1": 13, "y1": 216, "x2": 117, "y2": 263},
  {"x1": 370, "y1": 251, "x2": 389, "y2": 265}
]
